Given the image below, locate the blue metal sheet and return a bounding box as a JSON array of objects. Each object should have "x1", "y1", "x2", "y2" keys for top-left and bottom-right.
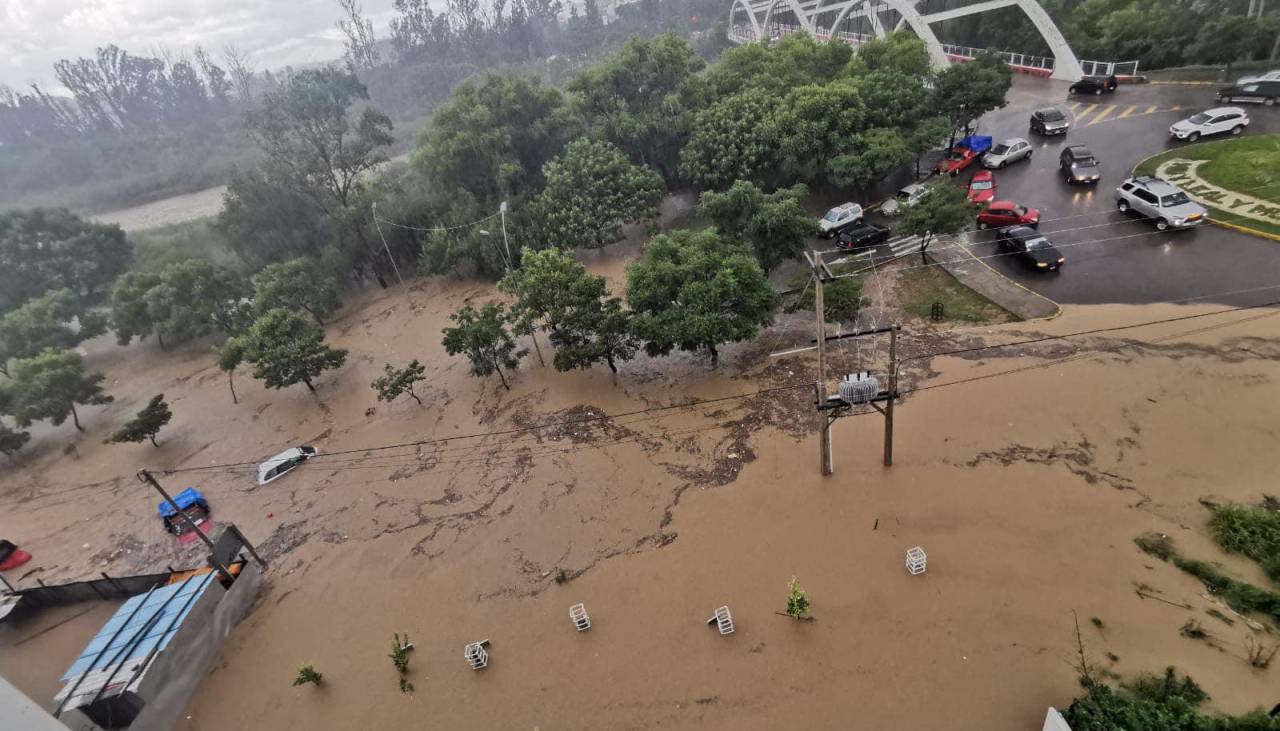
[
  {"x1": 61, "y1": 573, "x2": 216, "y2": 681},
  {"x1": 157, "y1": 488, "x2": 205, "y2": 518}
]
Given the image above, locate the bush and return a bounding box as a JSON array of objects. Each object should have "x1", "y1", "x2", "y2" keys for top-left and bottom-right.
[
  {"x1": 793, "y1": 275, "x2": 866, "y2": 323},
  {"x1": 1066, "y1": 669, "x2": 1280, "y2": 731},
  {"x1": 1209, "y1": 504, "x2": 1280, "y2": 583},
  {"x1": 1135, "y1": 533, "x2": 1175, "y2": 561}
]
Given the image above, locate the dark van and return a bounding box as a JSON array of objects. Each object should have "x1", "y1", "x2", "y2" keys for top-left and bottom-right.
[{"x1": 1216, "y1": 80, "x2": 1279, "y2": 106}]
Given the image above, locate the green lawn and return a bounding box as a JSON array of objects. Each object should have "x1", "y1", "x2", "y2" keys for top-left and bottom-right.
[
  {"x1": 1133, "y1": 134, "x2": 1280, "y2": 238},
  {"x1": 898, "y1": 266, "x2": 1014, "y2": 324}
]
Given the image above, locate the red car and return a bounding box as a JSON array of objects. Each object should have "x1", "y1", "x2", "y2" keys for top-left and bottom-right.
[
  {"x1": 977, "y1": 200, "x2": 1041, "y2": 229},
  {"x1": 937, "y1": 147, "x2": 979, "y2": 176},
  {"x1": 966, "y1": 170, "x2": 997, "y2": 206}
]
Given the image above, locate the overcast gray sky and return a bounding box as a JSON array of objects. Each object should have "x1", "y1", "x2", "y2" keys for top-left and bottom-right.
[{"x1": 0, "y1": 0, "x2": 400, "y2": 89}]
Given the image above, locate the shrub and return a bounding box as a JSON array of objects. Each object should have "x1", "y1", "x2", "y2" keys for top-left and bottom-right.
[
  {"x1": 293, "y1": 664, "x2": 323, "y2": 686},
  {"x1": 1209, "y1": 503, "x2": 1280, "y2": 583}
]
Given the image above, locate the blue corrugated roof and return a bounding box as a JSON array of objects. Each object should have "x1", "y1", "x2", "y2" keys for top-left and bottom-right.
[
  {"x1": 157, "y1": 487, "x2": 205, "y2": 518},
  {"x1": 61, "y1": 573, "x2": 217, "y2": 682}
]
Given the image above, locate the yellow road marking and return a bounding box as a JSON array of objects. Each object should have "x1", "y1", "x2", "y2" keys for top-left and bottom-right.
[
  {"x1": 1087, "y1": 105, "x2": 1117, "y2": 125},
  {"x1": 1118, "y1": 105, "x2": 1139, "y2": 119},
  {"x1": 1072, "y1": 105, "x2": 1098, "y2": 124},
  {"x1": 1145, "y1": 105, "x2": 1158, "y2": 114},
  {"x1": 1168, "y1": 105, "x2": 1182, "y2": 112},
  {"x1": 1067, "y1": 102, "x2": 1081, "y2": 112}
]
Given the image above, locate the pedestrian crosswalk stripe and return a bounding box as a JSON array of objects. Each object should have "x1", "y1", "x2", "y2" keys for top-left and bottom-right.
[
  {"x1": 1145, "y1": 105, "x2": 1158, "y2": 114},
  {"x1": 1117, "y1": 104, "x2": 1139, "y2": 119},
  {"x1": 1067, "y1": 102, "x2": 1080, "y2": 112},
  {"x1": 1086, "y1": 105, "x2": 1117, "y2": 125},
  {"x1": 1072, "y1": 105, "x2": 1098, "y2": 123}
]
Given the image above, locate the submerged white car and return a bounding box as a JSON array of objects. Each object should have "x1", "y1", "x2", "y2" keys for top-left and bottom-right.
[
  {"x1": 1168, "y1": 107, "x2": 1249, "y2": 142},
  {"x1": 818, "y1": 202, "x2": 864, "y2": 237},
  {"x1": 257, "y1": 445, "x2": 318, "y2": 486},
  {"x1": 1236, "y1": 69, "x2": 1280, "y2": 85}
]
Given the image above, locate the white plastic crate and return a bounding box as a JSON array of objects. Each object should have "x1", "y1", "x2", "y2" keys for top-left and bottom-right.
[
  {"x1": 707, "y1": 606, "x2": 734, "y2": 636},
  {"x1": 569, "y1": 603, "x2": 591, "y2": 631},
  {"x1": 906, "y1": 546, "x2": 927, "y2": 576},
  {"x1": 464, "y1": 640, "x2": 489, "y2": 670}
]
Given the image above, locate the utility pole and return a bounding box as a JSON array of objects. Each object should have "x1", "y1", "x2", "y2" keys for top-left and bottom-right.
[
  {"x1": 884, "y1": 325, "x2": 898, "y2": 467},
  {"x1": 806, "y1": 250, "x2": 833, "y2": 476},
  {"x1": 137, "y1": 470, "x2": 232, "y2": 582},
  {"x1": 499, "y1": 200, "x2": 513, "y2": 272},
  {"x1": 371, "y1": 202, "x2": 406, "y2": 288}
]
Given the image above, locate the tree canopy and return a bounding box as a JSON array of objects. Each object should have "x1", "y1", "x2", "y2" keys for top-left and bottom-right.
[
  {"x1": 235, "y1": 309, "x2": 348, "y2": 392},
  {"x1": 0, "y1": 289, "x2": 107, "y2": 375},
  {"x1": 679, "y1": 88, "x2": 780, "y2": 190},
  {"x1": 441, "y1": 302, "x2": 526, "y2": 389},
  {"x1": 372, "y1": 360, "x2": 428, "y2": 405},
  {"x1": 697, "y1": 181, "x2": 814, "y2": 272},
  {"x1": 536, "y1": 139, "x2": 664, "y2": 250},
  {"x1": 0, "y1": 208, "x2": 131, "y2": 313},
  {"x1": 626, "y1": 229, "x2": 779, "y2": 365},
  {"x1": 932, "y1": 51, "x2": 1013, "y2": 139},
  {"x1": 895, "y1": 181, "x2": 974, "y2": 262},
  {"x1": 106, "y1": 394, "x2": 172, "y2": 447},
  {"x1": 5, "y1": 348, "x2": 113, "y2": 432},
  {"x1": 251, "y1": 259, "x2": 343, "y2": 325}
]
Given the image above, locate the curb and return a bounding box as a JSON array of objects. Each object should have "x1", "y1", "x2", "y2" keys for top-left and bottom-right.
[
  {"x1": 1148, "y1": 80, "x2": 1218, "y2": 86},
  {"x1": 1209, "y1": 217, "x2": 1280, "y2": 243},
  {"x1": 957, "y1": 235, "x2": 1063, "y2": 322}
]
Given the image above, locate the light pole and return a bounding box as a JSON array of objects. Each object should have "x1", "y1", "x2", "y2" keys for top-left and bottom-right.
[{"x1": 499, "y1": 200, "x2": 512, "y2": 272}]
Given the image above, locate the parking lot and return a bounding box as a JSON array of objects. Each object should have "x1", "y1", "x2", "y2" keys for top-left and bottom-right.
[{"x1": 958, "y1": 76, "x2": 1280, "y2": 307}]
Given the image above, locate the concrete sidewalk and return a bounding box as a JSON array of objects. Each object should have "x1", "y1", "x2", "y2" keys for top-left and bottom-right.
[{"x1": 926, "y1": 232, "x2": 1060, "y2": 321}]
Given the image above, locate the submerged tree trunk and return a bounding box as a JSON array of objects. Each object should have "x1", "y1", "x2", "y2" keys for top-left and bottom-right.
[
  {"x1": 495, "y1": 365, "x2": 510, "y2": 390},
  {"x1": 708, "y1": 343, "x2": 720, "y2": 367},
  {"x1": 228, "y1": 371, "x2": 238, "y2": 404},
  {"x1": 409, "y1": 389, "x2": 423, "y2": 405},
  {"x1": 150, "y1": 435, "x2": 159, "y2": 447},
  {"x1": 605, "y1": 351, "x2": 618, "y2": 374},
  {"x1": 531, "y1": 332, "x2": 545, "y2": 367},
  {"x1": 157, "y1": 333, "x2": 166, "y2": 350},
  {"x1": 303, "y1": 378, "x2": 316, "y2": 392},
  {"x1": 70, "y1": 404, "x2": 83, "y2": 431}
]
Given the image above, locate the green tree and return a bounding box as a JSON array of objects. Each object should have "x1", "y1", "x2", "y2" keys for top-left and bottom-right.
[
  {"x1": 1187, "y1": 15, "x2": 1272, "y2": 73},
  {"x1": 0, "y1": 208, "x2": 132, "y2": 313},
  {"x1": 546, "y1": 273, "x2": 637, "y2": 375},
  {"x1": 237, "y1": 309, "x2": 348, "y2": 392},
  {"x1": 144, "y1": 260, "x2": 245, "y2": 345},
  {"x1": 896, "y1": 182, "x2": 973, "y2": 264},
  {"x1": 109, "y1": 271, "x2": 163, "y2": 346},
  {"x1": 498, "y1": 248, "x2": 590, "y2": 366},
  {"x1": 0, "y1": 289, "x2": 107, "y2": 376},
  {"x1": 216, "y1": 338, "x2": 245, "y2": 404},
  {"x1": 246, "y1": 67, "x2": 393, "y2": 275},
  {"x1": 251, "y1": 259, "x2": 342, "y2": 325},
  {"x1": 6, "y1": 348, "x2": 113, "y2": 432},
  {"x1": 626, "y1": 230, "x2": 779, "y2": 366},
  {"x1": 697, "y1": 181, "x2": 814, "y2": 272},
  {"x1": 568, "y1": 34, "x2": 706, "y2": 181},
  {"x1": 931, "y1": 51, "x2": 1013, "y2": 144},
  {"x1": 536, "y1": 139, "x2": 664, "y2": 251},
  {"x1": 106, "y1": 394, "x2": 172, "y2": 447},
  {"x1": 699, "y1": 34, "x2": 853, "y2": 98},
  {"x1": 679, "y1": 88, "x2": 780, "y2": 190},
  {"x1": 414, "y1": 73, "x2": 578, "y2": 205},
  {"x1": 441, "y1": 302, "x2": 526, "y2": 389},
  {"x1": 293, "y1": 664, "x2": 323, "y2": 687},
  {"x1": 0, "y1": 422, "x2": 30, "y2": 458},
  {"x1": 828, "y1": 128, "x2": 917, "y2": 190},
  {"x1": 772, "y1": 82, "x2": 866, "y2": 181},
  {"x1": 846, "y1": 31, "x2": 933, "y2": 78},
  {"x1": 371, "y1": 360, "x2": 427, "y2": 405}
]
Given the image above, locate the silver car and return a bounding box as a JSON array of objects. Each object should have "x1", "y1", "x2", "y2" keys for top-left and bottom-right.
[
  {"x1": 1115, "y1": 176, "x2": 1207, "y2": 231},
  {"x1": 879, "y1": 183, "x2": 928, "y2": 216},
  {"x1": 983, "y1": 137, "x2": 1033, "y2": 168}
]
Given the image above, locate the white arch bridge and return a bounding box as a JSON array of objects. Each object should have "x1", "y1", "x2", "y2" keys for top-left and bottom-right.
[{"x1": 727, "y1": 0, "x2": 1127, "y2": 82}]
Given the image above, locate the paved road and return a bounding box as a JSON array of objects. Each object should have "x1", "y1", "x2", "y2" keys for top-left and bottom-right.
[{"x1": 958, "y1": 76, "x2": 1280, "y2": 307}]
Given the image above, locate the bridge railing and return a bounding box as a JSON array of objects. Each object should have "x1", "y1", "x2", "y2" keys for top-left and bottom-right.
[
  {"x1": 1080, "y1": 59, "x2": 1141, "y2": 77},
  {"x1": 940, "y1": 43, "x2": 1054, "y2": 74}
]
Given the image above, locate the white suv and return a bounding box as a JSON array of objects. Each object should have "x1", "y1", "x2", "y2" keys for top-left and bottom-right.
[
  {"x1": 1116, "y1": 176, "x2": 1207, "y2": 231},
  {"x1": 818, "y1": 202, "x2": 864, "y2": 237},
  {"x1": 1169, "y1": 107, "x2": 1250, "y2": 142}
]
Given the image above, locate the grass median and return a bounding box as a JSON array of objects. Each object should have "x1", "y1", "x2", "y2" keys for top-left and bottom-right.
[{"x1": 1133, "y1": 134, "x2": 1280, "y2": 238}]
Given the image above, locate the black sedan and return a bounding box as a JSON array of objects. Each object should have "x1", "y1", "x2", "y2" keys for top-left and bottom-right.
[
  {"x1": 1069, "y1": 74, "x2": 1118, "y2": 95},
  {"x1": 837, "y1": 222, "x2": 891, "y2": 250},
  {"x1": 996, "y1": 225, "x2": 1066, "y2": 271}
]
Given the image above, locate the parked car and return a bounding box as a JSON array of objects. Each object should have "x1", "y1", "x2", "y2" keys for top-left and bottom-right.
[
  {"x1": 1030, "y1": 107, "x2": 1070, "y2": 135},
  {"x1": 997, "y1": 225, "x2": 1066, "y2": 271},
  {"x1": 819, "y1": 202, "x2": 864, "y2": 237},
  {"x1": 158, "y1": 487, "x2": 211, "y2": 536},
  {"x1": 1236, "y1": 70, "x2": 1280, "y2": 85},
  {"x1": 977, "y1": 201, "x2": 1041, "y2": 230},
  {"x1": 1169, "y1": 107, "x2": 1250, "y2": 142},
  {"x1": 257, "y1": 445, "x2": 318, "y2": 486},
  {"x1": 1216, "y1": 80, "x2": 1280, "y2": 106},
  {"x1": 936, "y1": 134, "x2": 993, "y2": 176},
  {"x1": 880, "y1": 183, "x2": 928, "y2": 216},
  {"x1": 983, "y1": 137, "x2": 1033, "y2": 168},
  {"x1": 1059, "y1": 145, "x2": 1100, "y2": 184},
  {"x1": 836, "y1": 222, "x2": 891, "y2": 250},
  {"x1": 966, "y1": 170, "x2": 997, "y2": 205},
  {"x1": 1069, "y1": 74, "x2": 1118, "y2": 96},
  {"x1": 1116, "y1": 176, "x2": 1207, "y2": 231}
]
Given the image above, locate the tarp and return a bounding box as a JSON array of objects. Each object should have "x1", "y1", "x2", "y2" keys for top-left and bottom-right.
[
  {"x1": 957, "y1": 135, "x2": 993, "y2": 153},
  {"x1": 157, "y1": 488, "x2": 205, "y2": 518}
]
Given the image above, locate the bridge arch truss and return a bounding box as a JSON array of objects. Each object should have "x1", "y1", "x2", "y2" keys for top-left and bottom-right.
[{"x1": 727, "y1": 0, "x2": 1083, "y2": 81}]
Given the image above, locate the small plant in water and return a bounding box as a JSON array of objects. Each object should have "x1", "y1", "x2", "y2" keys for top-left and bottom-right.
[
  {"x1": 555, "y1": 568, "x2": 568, "y2": 584},
  {"x1": 399, "y1": 676, "x2": 416, "y2": 693},
  {"x1": 1246, "y1": 637, "x2": 1278, "y2": 669},
  {"x1": 1180, "y1": 619, "x2": 1207, "y2": 640},
  {"x1": 1090, "y1": 617, "x2": 1104, "y2": 629},
  {"x1": 785, "y1": 576, "x2": 811, "y2": 620},
  {"x1": 390, "y1": 633, "x2": 413, "y2": 674},
  {"x1": 293, "y1": 664, "x2": 323, "y2": 686}
]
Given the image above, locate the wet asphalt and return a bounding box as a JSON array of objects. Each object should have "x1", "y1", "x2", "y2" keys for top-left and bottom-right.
[{"x1": 959, "y1": 75, "x2": 1280, "y2": 307}]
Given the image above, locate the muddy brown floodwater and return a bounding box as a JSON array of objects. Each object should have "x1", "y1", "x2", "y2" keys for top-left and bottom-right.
[{"x1": 1, "y1": 253, "x2": 1278, "y2": 728}]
